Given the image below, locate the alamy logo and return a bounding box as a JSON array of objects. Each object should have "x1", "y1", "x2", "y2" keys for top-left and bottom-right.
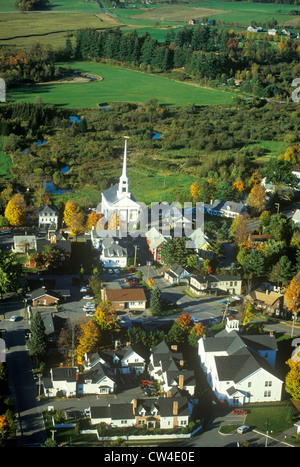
[
  {"x1": 291, "y1": 78, "x2": 300, "y2": 103},
  {"x1": 0, "y1": 79, "x2": 5, "y2": 103},
  {"x1": 0, "y1": 338, "x2": 6, "y2": 363}
]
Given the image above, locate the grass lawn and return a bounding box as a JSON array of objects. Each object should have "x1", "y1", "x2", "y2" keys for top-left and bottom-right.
[
  {"x1": 0, "y1": 137, "x2": 12, "y2": 180},
  {"x1": 245, "y1": 403, "x2": 296, "y2": 436},
  {"x1": 9, "y1": 61, "x2": 235, "y2": 108}
]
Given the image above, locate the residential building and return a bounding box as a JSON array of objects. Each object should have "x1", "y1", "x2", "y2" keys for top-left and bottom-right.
[
  {"x1": 43, "y1": 367, "x2": 78, "y2": 398},
  {"x1": 247, "y1": 25, "x2": 263, "y2": 33},
  {"x1": 198, "y1": 318, "x2": 283, "y2": 405},
  {"x1": 244, "y1": 289, "x2": 285, "y2": 317},
  {"x1": 13, "y1": 234, "x2": 36, "y2": 253},
  {"x1": 101, "y1": 287, "x2": 147, "y2": 311},
  {"x1": 29, "y1": 287, "x2": 62, "y2": 306},
  {"x1": 145, "y1": 226, "x2": 170, "y2": 263},
  {"x1": 148, "y1": 341, "x2": 196, "y2": 396},
  {"x1": 38, "y1": 205, "x2": 59, "y2": 229},
  {"x1": 78, "y1": 363, "x2": 116, "y2": 395},
  {"x1": 292, "y1": 209, "x2": 300, "y2": 226},
  {"x1": 164, "y1": 263, "x2": 191, "y2": 285},
  {"x1": 204, "y1": 200, "x2": 246, "y2": 218},
  {"x1": 189, "y1": 274, "x2": 242, "y2": 297},
  {"x1": 84, "y1": 345, "x2": 146, "y2": 376},
  {"x1": 188, "y1": 228, "x2": 213, "y2": 260},
  {"x1": 88, "y1": 397, "x2": 191, "y2": 429},
  {"x1": 100, "y1": 236, "x2": 129, "y2": 268}
]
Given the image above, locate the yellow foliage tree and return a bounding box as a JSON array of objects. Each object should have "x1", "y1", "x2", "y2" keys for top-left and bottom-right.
[
  {"x1": 68, "y1": 212, "x2": 85, "y2": 238},
  {"x1": 190, "y1": 181, "x2": 200, "y2": 203},
  {"x1": 76, "y1": 320, "x2": 101, "y2": 365},
  {"x1": 247, "y1": 184, "x2": 267, "y2": 214},
  {"x1": 5, "y1": 193, "x2": 26, "y2": 226},
  {"x1": 94, "y1": 301, "x2": 119, "y2": 332},
  {"x1": 63, "y1": 201, "x2": 81, "y2": 227},
  {"x1": 85, "y1": 211, "x2": 104, "y2": 232},
  {"x1": 285, "y1": 272, "x2": 300, "y2": 317}
]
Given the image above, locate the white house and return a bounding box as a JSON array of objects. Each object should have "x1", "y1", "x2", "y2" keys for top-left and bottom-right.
[
  {"x1": 43, "y1": 367, "x2": 78, "y2": 398},
  {"x1": 164, "y1": 263, "x2": 191, "y2": 285},
  {"x1": 88, "y1": 397, "x2": 191, "y2": 429},
  {"x1": 13, "y1": 234, "x2": 36, "y2": 253},
  {"x1": 268, "y1": 28, "x2": 277, "y2": 36},
  {"x1": 188, "y1": 228, "x2": 213, "y2": 260},
  {"x1": 189, "y1": 274, "x2": 242, "y2": 297},
  {"x1": 38, "y1": 205, "x2": 59, "y2": 229},
  {"x1": 78, "y1": 363, "x2": 116, "y2": 395},
  {"x1": 99, "y1": 138, "x2": 142, "y2": 228},
  {"x1": 148, "y1": 341, "x2": 196, "y2": 397},
  {"x1": 100, "y1": 236, "x2": 129, "y2": 268},
  {"x1": 84, "y1": 345, "x2": 146, "y2": 376},
  {"x1": 198, "y1": 318, "x2": 283, "y2": 405},
  {"x1": 204, "y1": 200, "x2": 246, "y2": 218}
]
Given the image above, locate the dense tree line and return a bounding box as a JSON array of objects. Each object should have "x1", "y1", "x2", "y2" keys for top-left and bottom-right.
[{"x1": 74, "y1": 25, "x2": 300, "y2": 99}]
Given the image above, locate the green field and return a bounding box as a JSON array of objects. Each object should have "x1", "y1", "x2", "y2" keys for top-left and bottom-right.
[
  {"x1": 9, "y1": 61, "x2": 235, "y2": 108},
  {"x1": 0, "y1": 137, "x2": 12, "y2": 180}
]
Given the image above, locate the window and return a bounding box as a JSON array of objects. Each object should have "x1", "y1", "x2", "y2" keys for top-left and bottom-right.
[
  {"x1": 264, "y1": 390, "x2": 271, "y2": 398},
  {"x1": 248, "y1": 382, "x2": 252, "y2": 388},
  {"x1": 265, "y1": 381, "x2": 272, "y2": 387},
  {"x1": 121, "y1": 420, "x2": 127, "y2": 424},
  {"x1": 180, "y1": 420, "x2": 187, "y2": 425}
]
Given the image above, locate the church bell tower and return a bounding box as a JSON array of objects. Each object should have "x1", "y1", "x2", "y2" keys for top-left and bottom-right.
[{"x1": 117, "y1": 136, "x2": 130, "y2": 199}]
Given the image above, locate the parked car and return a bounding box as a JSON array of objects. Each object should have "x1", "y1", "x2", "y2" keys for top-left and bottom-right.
[
  {"x1": 192, "y1": 316, "x2": 199, "y2": 323},
  {"x1": 220, "y1": 300, "x2": 231, "y2": 306},
  {"x1": 10, "y1": 315, "x2": 18, "y2": 321},
  {"x1": 237, "y1": 425, "x2": 250, "y2": 434},
  {"x1": 233, "y1": 409, "x2": 247, "y2": 415},
  {"x1": 86, "y1": 311, "x2": 94, "y2": 316},
  {"x1": 83, "y1": 295, "x2": 94, "y2": 300}
]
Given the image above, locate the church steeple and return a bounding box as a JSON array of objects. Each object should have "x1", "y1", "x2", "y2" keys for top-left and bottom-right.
[{"x1": 117, "y1": 137, "x2": 130, "y2": 199}]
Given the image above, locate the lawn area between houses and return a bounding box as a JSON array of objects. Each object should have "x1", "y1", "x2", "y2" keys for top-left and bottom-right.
[{"x1": 243, "y1": 402, "x2": 297, "y2": 436}]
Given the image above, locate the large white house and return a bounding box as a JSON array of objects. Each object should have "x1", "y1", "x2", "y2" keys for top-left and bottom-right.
[
  {"x1": 198, "y1": 318, "x2": 283, "y2": 406},
  {"x1": 99, "y1": 138, "x2": 142, "y2": 228}
]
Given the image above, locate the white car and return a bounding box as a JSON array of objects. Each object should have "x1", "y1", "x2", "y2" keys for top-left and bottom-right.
[
  {"x1": 108, "y1": 269, "x2": 113, "y2": 274},
  {"x1": 10, "y1": 315, "x2": 18, "y2": 321},
  {"x1": 192, "y1": 316, "x2": 199, "y2": 323},
  {"x1": 83, "y1": 295, "x2": 94, "y2": 300},
  {"x1": 86, "y1": 311, "x2": 94, "y2": 316},
  {"x1": 80, "y1": 287, "x2": 90, "y2": 293}
]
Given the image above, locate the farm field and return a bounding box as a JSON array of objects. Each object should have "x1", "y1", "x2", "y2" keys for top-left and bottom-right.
[
  {"x1": 9, "y1": 61, "x2": 235, "y2": 108},
  {"x1": 0, "y1": 12, "x2": 121, "y2": 49}
]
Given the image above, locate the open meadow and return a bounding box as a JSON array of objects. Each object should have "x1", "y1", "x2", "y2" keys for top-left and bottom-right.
[{"x1": 9, "y1": 61, "x2": 235, "y2": 108}]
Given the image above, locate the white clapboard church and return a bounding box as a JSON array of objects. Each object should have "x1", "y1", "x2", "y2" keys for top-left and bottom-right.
[{"x1": 99, "y1": 138, "x2": 143, "y2": 229}]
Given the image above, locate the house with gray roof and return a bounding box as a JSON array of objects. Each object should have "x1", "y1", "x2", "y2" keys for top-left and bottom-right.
[
  {"x1": 198, "y1": 317, "x2": 283, "y2": 405},
  {"x1": 100, "y1": 236, "x2": 129, "y2": 268},
  {"x1": 88, "y1": 396, "x2": 191, "y2": 429},
  {"x1": 38, "y1": 205, "x2": 59, "y2": 229},
  {"x1": 148, "y1": 341, "x2": 196, "y2": 396},
  {"x1": 204, "y1": 200, "x2": 246, "y2": 218}
]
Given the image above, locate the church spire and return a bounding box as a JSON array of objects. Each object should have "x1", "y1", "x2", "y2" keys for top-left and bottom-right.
[{"x1": 117, "y1": 136, "x2": 130, "y2": 198}]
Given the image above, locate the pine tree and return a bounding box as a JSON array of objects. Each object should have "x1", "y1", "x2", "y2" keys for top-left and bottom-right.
[
  {"x1": 27, "y1": 311, "x2": 47, "y2": 364},
  {"x1": 150, "y1": 287, "x2": 163, "y2": 316}
]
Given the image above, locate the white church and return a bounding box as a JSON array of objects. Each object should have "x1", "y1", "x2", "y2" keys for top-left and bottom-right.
[{"x1": 99, "y1": 137, "x2": 143, "y2": 229}]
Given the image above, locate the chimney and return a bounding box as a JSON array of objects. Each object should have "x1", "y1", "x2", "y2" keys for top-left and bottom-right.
[
  {"x1": 132, "y1": 399, "x2": 137, "y2": 414},
  {"x1": 171, "y1": 345, "x2": 177, "y2": 352},
  {"x1": 179, "y1": 374, "x2": 184, "y2": 390},
  {"x1": 179, "y1": 359, "x2": 184, "y2": 367},
  {"x1": 173, "y1": 401, "x2": 178, "y2": 416},
  {"x1": 166, "y1": 391, "x2": 172, "y2": 398},
  {"x1": 269, "y1": 330, "x2": 274, "y2": 337},
  {"x1": 126, "y1": 341, "x2": 131, "y2": 346}
]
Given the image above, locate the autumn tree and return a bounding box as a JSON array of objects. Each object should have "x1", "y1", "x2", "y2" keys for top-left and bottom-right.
[
  {"x1": 63, "y1": 200, "x2": 81, "y2": 227},
  {"x1": 67, "y1": 212, "x2": 85, "y2": 239},
  {"x1": 230, "y1": 214, "x2": 250, "y2": 244},
  {"x1": 188, "y1": 322, "x2": 206, "y2": 347},
  {"x1": 248, "y1": 170, "x2": 262, "y2": 188},
  {"x1": 232, "y1": 180, "x2": 246, "y2": 201},
  {"x1": 86, "y1": 211, "x2": 103, "y2": 232},
  {"x1": 5, "y1": 193, "x2": 27, "y2": 226},
  {"x1": 285, "y1": 354, "x2": 300, "y2": 400},
  {"x1": 247, "y1": 184, "x2": 267, "y2": 215},
  {"x1": 243, "y1": 301, "x2": 255, "y2": 326},
  {"x1": 176, "y1": 312, "x2": 194, "y2": 332},
  {"x1": 190, "y1": 181, "x2": 200, "y2": 203},
  {"x1": 94, "y1": 301, "x2": 119, "y2": 332},
  {"x1": 76, "y1": 319, "x2": 101, "y2": 365},
  {"x1": 285, "y1": 272, "x2": 300, "y2": 318}
]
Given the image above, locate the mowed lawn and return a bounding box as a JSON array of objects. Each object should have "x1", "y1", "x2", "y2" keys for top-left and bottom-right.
[{"x1": 9, "y1": 61, "x2": 235, "y2": 108}]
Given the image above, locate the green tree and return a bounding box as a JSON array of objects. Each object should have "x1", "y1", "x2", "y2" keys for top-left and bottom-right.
[
  {"x1": 160, "y1": 237, "x2": 189, "y2": 267},
  {"x1": 27, "y1": 311, "x2": 47, "y2": 365},
  {"x1": 0, "y1": 251, "x2": 23, "y2": 298},
  {"x1": 150, "y1": 287, "x2": 163, "y2": 316}
]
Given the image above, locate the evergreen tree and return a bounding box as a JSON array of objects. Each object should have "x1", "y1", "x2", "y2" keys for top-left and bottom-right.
[
  {"x1": 27, "y1": 311, "x2": 47, "y2": 364},
  {"x1": 150, "y1": 287, "x2": 163, "y2": 316}
]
